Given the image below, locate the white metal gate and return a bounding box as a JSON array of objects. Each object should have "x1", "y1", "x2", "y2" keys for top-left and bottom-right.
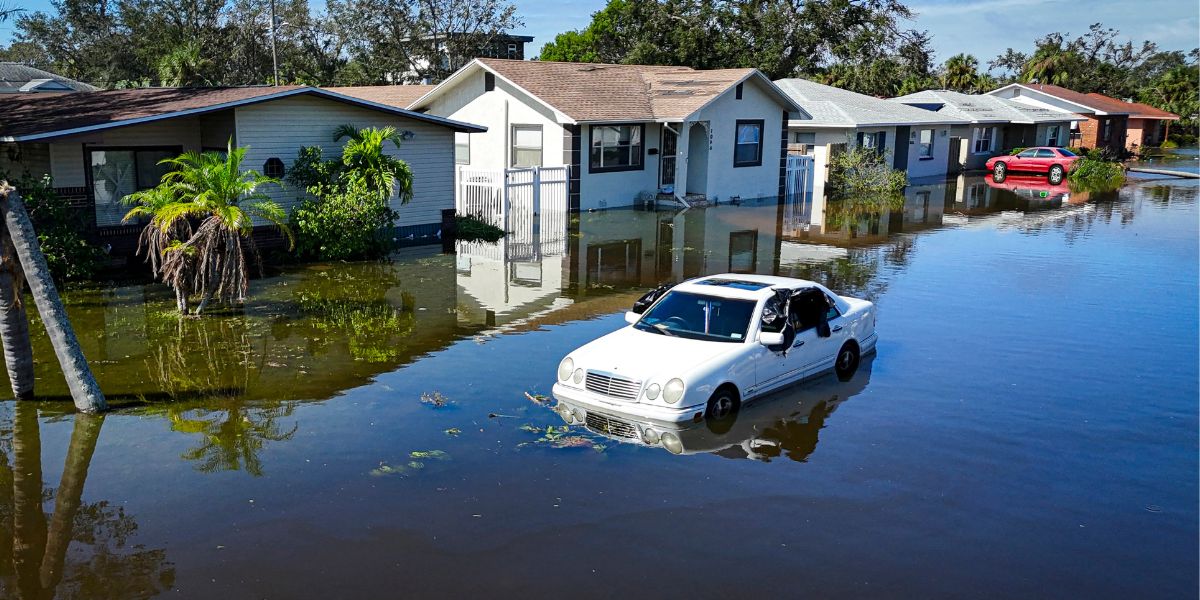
[
  {"x1": 456, "y1": 166, "x2": 570, "y2": 260},
  {"x1": 783, "y1": 155, "x2": 815, "y2": 236}
]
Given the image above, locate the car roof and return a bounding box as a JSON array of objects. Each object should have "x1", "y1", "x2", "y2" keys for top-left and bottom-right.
[{"x1": 673, "y1": 274, "x2": 824, "y2": 300}]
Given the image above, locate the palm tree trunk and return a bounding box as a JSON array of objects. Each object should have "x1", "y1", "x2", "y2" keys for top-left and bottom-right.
[
  {"x1": 0, "y1": 188, "x2": 106, "y2": 413},
  {"x1": 39, "y1": 413, "x2": 103, "y2": 591},
  {"x1": 0, "y1": 265, "x2": 34, "y2": 400},
  {"x1": 11, "y1": 402, "x2": 47, "y2": 600}
]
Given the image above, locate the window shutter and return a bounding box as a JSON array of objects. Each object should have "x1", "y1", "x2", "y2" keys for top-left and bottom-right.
[
  {"x1": 856, "y1": 132, "x2": 864, "y2": 147},
  {"x1": 876, "y1": 132, "x2": 887, "y2": 157}
]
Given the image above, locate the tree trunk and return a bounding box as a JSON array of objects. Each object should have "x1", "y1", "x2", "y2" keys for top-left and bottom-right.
[
  {"x1": 0, "y1": 266, "x2": 34, "y2": 400},
  {"x1": 39, "y1": 413, "x2": 103, "y2": 591},
  {"x1": 0, "y1": 188, "x2": 106, "y2": 413},
  {"x1": 176, "y1": 287, "x2": 188, "y2": 314},
  {"x1": 11, "y1": 402, "x2": 47, "y2": 600}
]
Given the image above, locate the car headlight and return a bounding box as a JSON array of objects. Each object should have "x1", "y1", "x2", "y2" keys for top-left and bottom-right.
[
  {"x1": 660, "y1": 432, "x2": 683, "y2": 454},
  {"x1": 573, "y1": 369, "x2": 584, "y2": 384},
  {"x1": 663, "y1": 378, "x2": 685, "y2": 404},
  {"x1": 641, "y1": 427, "x2": 660, "y2": 444},
  {"x1": 558, "y1": 357, "x2": 574, "y2": 382},
  {"x1": 644, "y1": 383, "x2": 661, "y2": 400}
]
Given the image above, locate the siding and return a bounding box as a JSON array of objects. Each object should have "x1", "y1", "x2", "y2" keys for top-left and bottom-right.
[
  {"x1": 235, "y1": 94, "x2": 455, "y2": 228},
  {"x1": 0, "y1": 142, "x2": 50, "y2": 180}
]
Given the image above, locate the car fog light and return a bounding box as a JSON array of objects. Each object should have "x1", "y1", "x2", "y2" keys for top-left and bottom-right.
[
  {"x1": 555, "y1": 404, "x2": 573, "y2": 423},
  {"x1": 663, "y1": 378, "x2": 685, "y2": 404},
  {"x1": 660, "y1": 432, "x2": 683, "y2": 454},
  {"x1": 645, "y1": 383, "x2": 661, "y2": 400},
  {"x1": 572, "y1": 407, "x2": 586, "y2": 422},
  {"x1": 642, "y1": 428, "x2": 661, "y2": 444},
  {"x1": 573, "y1": 369, "x2": 584, "y2": 384},
  {"x1": 558, "y1": 357, "x2": 574, "y2": 381}
]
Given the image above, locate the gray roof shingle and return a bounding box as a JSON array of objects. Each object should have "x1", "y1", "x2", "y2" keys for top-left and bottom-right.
[
  {"x1": 0, "y1": 63, "x2": 97, "y2": 93},
  {"x1": 892, "y1": 89, "x2": 1079, "y2": 124},
  {"x1": 775, "y1": 78, "x2": 965, "y2": 127}
]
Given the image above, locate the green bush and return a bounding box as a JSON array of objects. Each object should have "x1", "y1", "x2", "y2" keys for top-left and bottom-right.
[
  {"x1": 1068, "y1": 156, "x2": 1125, "y2": 187},
  {"x1": 1009, "y1": 147, "x2": 1027, "y2": 155},
  {"x1": 8, "y1": 175, "x2": 104, "y2": 282},
  {"x1": 827, "y1": 145, "x2": 907, "y2": 200},
  {"x1": 455, "y1": 214, "x2": 505, "y2": 243},
  {"x1": 292, "y1": 176, "x2": 398, "y2": 261},
  {"x1": 1161, "y1": 139, "x2": 1179, "y2": 149}
]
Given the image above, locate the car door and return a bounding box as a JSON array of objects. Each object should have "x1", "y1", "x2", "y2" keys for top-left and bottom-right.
[
  {"x1": 1011, "y1": 149, "x2": 1038, "y2": 171},
  {"x1": 753, "y1": 290, "x2": 804, "y2": 395},
  {"x1": 1033, "y1": 148, "x2": 1057, "y2": 172},
  {"x1": 791, "y1": 294, "x2": 850, "y2": 377}
]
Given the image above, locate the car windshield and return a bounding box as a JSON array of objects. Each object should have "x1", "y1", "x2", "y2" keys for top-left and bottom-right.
[
  {"x1": 1056, "y1": 148, "x2": 1078, "y2": 157},
  {"x1": 634, "y1": 291, "x2": 756, "y2": 343}
]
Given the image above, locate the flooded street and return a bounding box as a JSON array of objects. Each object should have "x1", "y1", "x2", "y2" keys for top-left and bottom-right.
[{"x1": 0, "y1": 173, "x2": 1195, "y2": 598}]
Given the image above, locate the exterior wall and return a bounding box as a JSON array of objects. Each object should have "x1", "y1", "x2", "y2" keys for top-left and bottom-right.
[
  {"x1": 1035, "y1": 121, "x2": 1072, "y2": 147},
  {"x1": 235, "y1": 95, "x2": 456, "y2": 230},
  {"x1": 686, "y1": 78, "x2": 789, "y2": 203},
  {"x1": 1077, "y1": 115, "x2": 1127, "y2": 152},
  {"x1": 0, "y1": 142, "x2": 50, "y2": 180},
  {"x1": 961, "y1": 124, "x2": 1004, "y2": 170},
  {"x1": 786, "y1": 126, "x2": 856, "y2": 213},
  {"x1": 1125, "y1": 118, "x2": 1169, "y2": 149},
  {"x1": 44, "y1": 117, "x2": 210, "y2": 188},
  {"x1": 579, "y1": 122, "x2": 661, "y2": 209},
  {"x1": 905, "y1": 124, "x2": 952, "y2": 180}
]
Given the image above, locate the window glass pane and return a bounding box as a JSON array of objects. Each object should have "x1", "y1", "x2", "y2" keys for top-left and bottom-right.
[
  {"x1": 920, "y1": 129, "x2": 933, "y2": 143},
  {"x1": 91, "y1": 150, "x2": 136, "y2": 227},
  {"x1": 1036, "y1": 149, "x2": 1055, "y2": 157},
  {"x1": 1018, "y1": 149, "x2": 1037, "y2": 157},
  {"x1": 736, "y1": 124, "x2": 760, "y2": 144},
  {"x1": 795, "y1": 132, "x2": 815, "y2": 144},
  {"x1": 735, "y1": 144, "x2": 758, "y2": 164},
  {"x1": 513, "y1": 126, "x2": 540, "y2": 147},
  {"x1": 513, "y1": 148, "x2": 540, "y2": 167},
  {"x1": 627, "y1": 126, "x2": 640, "y2": 145},
  {"x1": 136, "y1": 150, "x2": 174, "y2": 189}
]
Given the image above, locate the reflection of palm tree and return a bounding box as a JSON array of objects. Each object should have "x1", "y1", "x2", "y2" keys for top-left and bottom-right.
[{"x1": 168, "y1": 403, "x2": 297, "y2": 477}]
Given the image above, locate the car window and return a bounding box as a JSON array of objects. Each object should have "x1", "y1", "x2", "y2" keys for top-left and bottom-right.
[
  {"x1": 1056, "y1": 148, "x2": 1077, "y2": 157},
  {"x1": 1036, "y1": 149, "x2": 1055, "y2": 158},
  {"x1": 787, "y1": 289, "x2": 837, "y2": 333},
  {"x1": 1017, "y1": 149, "x2": 1038, "y2": 158},
  {"x1": 827, "y1": 302, "x2": 840, "y2": 321},
  {"x1": 635, "y1": 291, "x2": 756, "y2": 342}
]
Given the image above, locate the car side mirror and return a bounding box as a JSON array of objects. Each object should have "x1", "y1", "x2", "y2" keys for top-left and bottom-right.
[
  {"x1": 624, "y1": 311, "x2": 640, "y2": 325},
  {"x1": 759, "y1": 331, "x2": 785, "y2": 346}
]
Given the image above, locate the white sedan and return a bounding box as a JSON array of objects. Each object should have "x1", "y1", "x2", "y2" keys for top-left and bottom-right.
[{"x1": 551, "y1": 274, "x2": 877, "y2": 427}]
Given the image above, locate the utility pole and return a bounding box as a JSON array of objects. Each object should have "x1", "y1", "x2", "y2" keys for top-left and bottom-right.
[{"x1": 269, "y1": 0, "x2": 279, "y2": 86}]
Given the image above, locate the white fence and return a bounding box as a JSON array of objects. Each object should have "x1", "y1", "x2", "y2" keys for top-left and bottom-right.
[
  {"x1": 456, "y1": 166, "x2": 570, "y2": 261},
  {"x1": 783, "y1": 154, "x2": 815, "y2": 236}
]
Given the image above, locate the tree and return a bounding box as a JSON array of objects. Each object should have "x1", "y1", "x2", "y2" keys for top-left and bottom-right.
[
  {"x1": 157, "y1": 40, "x2": 213, "y2": 86},
  {"x1": 332, "y1": 124, "x2": 414, "y2": 203},
  {"x1": 941, "y1": 53, "x2": 982, "y2": 92},
  {"x1": 123, "y1": 142, "x2": 293, "y2": 315},
  {"x1": 987, "y1": 48, "x2": 1028, "y2": 83}
]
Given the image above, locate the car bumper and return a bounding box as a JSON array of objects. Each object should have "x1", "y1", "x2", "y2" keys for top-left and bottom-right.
[{"x1": 551, "y1": 382, "x2": 706, "y2": 425}]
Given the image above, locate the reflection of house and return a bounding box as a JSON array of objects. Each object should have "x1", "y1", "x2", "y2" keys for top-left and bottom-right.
[
  {"x1": 985, "y1": 83, "x2": 1149, "y2": 152},
  {"x1": 773, "y1": 78, "x2": 963, "y2": 204},
  {"x1": 0, "y1": 86, "x2": 484, "y2": 257},
  {"x1": 0, "y1": 62, "x2": 97, "y2": 93},
  {"x1": 892, "y1": 89, "x2": 1080, "y2": 171},
  {"x1": 411, "y1": 58, "x2": 804, "y2": 210}
]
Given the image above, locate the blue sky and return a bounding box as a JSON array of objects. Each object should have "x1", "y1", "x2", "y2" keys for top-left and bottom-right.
[{"x1": 3, "y1": 0, "x2": 1197, "y2": 68}]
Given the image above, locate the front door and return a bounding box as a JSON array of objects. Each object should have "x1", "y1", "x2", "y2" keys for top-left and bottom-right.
[
  {"x1": 660, "y1": 125, "x2": 678, "y2": 191},
  {"x1": 685, "y1": 122, "x2": 709, "y2": 197}
]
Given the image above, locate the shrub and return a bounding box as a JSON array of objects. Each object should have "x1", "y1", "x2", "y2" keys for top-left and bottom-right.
[
  {"x1": 1009, "y1": 147, "x2": 1027, "y2": 155},
  {"x1": 1161, "y1": 139, "x2": 1179, "y2": 149},
  {"x1": 1068, "y1": 156, "x2": 1125, "y2": 188},
  {"x1": 455, "y1": 214, "x2": 505, "y2": 243},
  {"x1": 827, "y1": 145, "x2": 907, "y2": 200},
  {"x1": 292, "y1": 176, "x2": 398, "y2": 261},
  {"x1": 9, "y1": 175, "x2": 104, "y2": 282}
]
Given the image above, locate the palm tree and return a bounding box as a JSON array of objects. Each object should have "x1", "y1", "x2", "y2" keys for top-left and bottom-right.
[
  {"x1": 1021, "y1": 48, "x2": 1076, "y2": 86},
  {"x1": 332, "y1": 124, "x2": 415, "y2": 203},
  {"x1": 941, "y1": 53, "x2": 981, "y2": 93},
  {"x1": 157, "y1": 41, "x2": 213, "y2": 87},
  {"x1": 124, "y1": 142, "x2": 294, "y2": 315}
]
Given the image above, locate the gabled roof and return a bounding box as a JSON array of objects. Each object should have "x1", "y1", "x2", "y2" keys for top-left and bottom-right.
[
  {"x1": 774, "y1": 78, "x2": 966, "y2": 128},
  {"x1": 0, "y1": 86, "x2": 485, "y2": 142},
  {"x1": 324, "y1": 85, "x2": 437, "y2": 109},
  {"x1": 891, "y1": 89, "x2": 1082, "y2": 124},
  {"x1": 0, "y1": 62, "x2": 97, "y2": 93},
  {"x1": 411, "y1": 58, "x2": 804, "y2": 123},
  {"x1": 986, "y1": 83, "x2": 1126, "y2": 115},
  {"x1": 1090, "y1": 96, "x2": 1179, "y2": 120}
]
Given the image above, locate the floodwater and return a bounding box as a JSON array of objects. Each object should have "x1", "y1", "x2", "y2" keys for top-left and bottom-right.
[{"x1": 0, "y1": 172, "x2": 1195, "y2": 598}]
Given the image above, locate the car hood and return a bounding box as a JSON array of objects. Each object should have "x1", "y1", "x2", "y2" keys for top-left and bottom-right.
[{"x1": 567, "y1": 326, "x2": 743, "y2": 383}]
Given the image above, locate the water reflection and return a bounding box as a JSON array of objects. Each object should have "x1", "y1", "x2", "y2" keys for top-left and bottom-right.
[{"x1": 0, "y1": 405, "x2": 174, "y2": 598}]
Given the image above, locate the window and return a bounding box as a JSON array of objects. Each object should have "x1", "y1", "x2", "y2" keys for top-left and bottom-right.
[
  {"x1": 484, "y1": 73, "x2": 495, "y2": 92},
  {"x1": 634, "y1": 291, "x2": 756, "y2": 342},
  {"x1": 735, "y1": 83, "x2": 743, "y2": 100},
  {"x1": 1101, "y1": 119, "x2": 1113, "y2": 142},
  {"x1": 507, "y1": 43, "x2": 518, "y2": 59},
  {"x1": 728, "y1": 230, "x2": 758, "y2": 273},
  {"x1": 972, "y1": 126, "x2": 994, "y2": 154},
  {"x1": 89, "y1": 147, "x2": 177, "y2": 227},
  {"x1": 794, "y1": 132, "x2": 815, "y2": 144},
  {"x1": 263, "y1": 157, "x2": 284, "y2": 179},
  {"x1": 734, "y1": 120, "x2": 764, "y2": 167},
  {"x1": 589, "y1": 124, "x2": 643, "y2": 172},
  {"x1": 919, "y1": 129, "x2": 934, "y2": 158},
  {"x1": 861, "y1": 132, "x2": 877, "y2": 149},
  {"x1": 510, "y1": 124, "x2": 542, "y2": 168},
  {"x1": 1017, "y1": 149, "x2": 1038, "y2": 158},
  {"x1": 455, "y1": 132, "x2": 470, "y2": 165},
  {"x1": 1056, "y1": 148, "x2": 1077, "y2": 157},
  {"x1": 1035, "y1": 149, "x2": 1055, "y2": 158},
  {"x1": 1045, "y1": 125, "x2": 1061, "y2": 147}
]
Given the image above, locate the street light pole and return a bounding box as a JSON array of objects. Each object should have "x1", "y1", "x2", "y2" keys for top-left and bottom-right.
[{"x1": 269, "y1": 0, "x2": 279, "y2": 86}]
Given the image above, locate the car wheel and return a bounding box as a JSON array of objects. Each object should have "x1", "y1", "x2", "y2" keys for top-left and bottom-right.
[
  {"x1": 834, "y1": 342, "x2": 860, "y2": 382},
  {"x1": 993, "y1": 161, "x2": 1007, "y2": 178},
  {"x1": 704, "y1": 386, "x2": 741, "y2": 434},
  {"x1": 1048, "y1": 164, "x2": 1064, "y2": 184}
]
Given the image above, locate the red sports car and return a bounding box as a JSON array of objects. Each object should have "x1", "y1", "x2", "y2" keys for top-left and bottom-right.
[{"x1": 986, "y1": 147, "x2": 1080, "y2": 184}]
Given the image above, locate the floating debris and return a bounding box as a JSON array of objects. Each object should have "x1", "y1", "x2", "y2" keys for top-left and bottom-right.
[
  {"x1": 420, "y1": 391, "x2": 453, "y2": 408},
  {"x1": 524, "y1": 392, "x2": 551, "y2": 405},
  {"x1": 444, "y1": 427, "x2": 462, "y2": 436},
  {"x1": 518, "y1": 424, "x2": 606, "y2": 452}
]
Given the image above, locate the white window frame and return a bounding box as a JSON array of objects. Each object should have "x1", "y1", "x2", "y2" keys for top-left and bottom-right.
[
  {"x1": 919, "y1": 129, "x2": 934, "y2": 158},
  {"x1": 589, "y1": 123, "x2": 645, "y2": 172},
  {"x1": 972, "y1": 126, "x2": 995, "y2": 154},
  {"x1": 510, "y1": 124, "x2": 542, "y2": 168},
  {"x1": 1045, "y1": 125, "x2": 1061, "y2": 147}
]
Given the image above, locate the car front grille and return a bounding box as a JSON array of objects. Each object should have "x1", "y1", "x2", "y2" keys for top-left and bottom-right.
[
  {"x1": 585, "y1": 411, "x2": 638, "y2": 439},
  {"x1": 584, "y1": 371, "x2": 641, "y2": 400}
]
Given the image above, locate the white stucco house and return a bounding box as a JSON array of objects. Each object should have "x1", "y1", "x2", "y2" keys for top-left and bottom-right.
[
  {"x1": 0, "y1": 86, "x2": 484, "y2": 258},
  {"x1": 773, "y1": 78, "x2": 966, "y2": 202},
  {"x1": 409, "y1": 58, "x2": 806, "y2": 210},
  {"x1": 891, "y1": 89, "x2": 1082, "y2": 171}
]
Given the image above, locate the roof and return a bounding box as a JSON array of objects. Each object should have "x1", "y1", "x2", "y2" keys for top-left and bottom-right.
[
  {"x1": 774, "y1": 78, "x2": 965, "y2": 128},
  {"x1": 0, "y1": 86, "x2": 485, "y2": 142},
  {"x1": 891, "y1": 89, "x2": 1082, "y2": 124},
  {"x1": 0, "y1": 62, "x2": 97, "y2": 93},
  {"x1": 413, "y1": 58, "x2": 803, "y2": 123},
  {"x1": 1092, "y1": 96, "x2": 1179, "y2": 120},
  {"x1": 324, "y1": 85, "x2": 436, "y2": 109},
  {"x1": 987, "y1": 83, "x2": 1126, "y2": 115}
]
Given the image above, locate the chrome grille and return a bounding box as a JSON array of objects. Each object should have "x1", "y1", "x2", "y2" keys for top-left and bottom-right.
[
  {"x1": 584, "y1": 370, "x2": 641, "y2": 400},
  {"x1": 585, "y1": 412, "x2": 638, "y2": 439}
]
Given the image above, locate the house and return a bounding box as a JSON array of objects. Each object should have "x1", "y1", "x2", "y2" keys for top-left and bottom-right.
[
  {"x1": 409, "y1": 58, "x2": 806, "y2": 210},
  {"x1": 402, "y1": 34, "x2": 535, "y2": 84},
  {"x1": 1113, "y1": 100, "x2": 1178, "y2": 150},
  {"x1": 0, "y1": 85, "x2": 484, "y2": 257},
  {"x1": 891, "y1": 89, "x2": 1081, "y2": 171},
  {"x1": 773, "y1": 78, "x2": 965, "y2": 201},
  {"x1": 986, "y1": 83, "x2": 1134, "y2": 153},
  {"x1": 0, "y1": 62, "x2": 97, "y2": 93}
]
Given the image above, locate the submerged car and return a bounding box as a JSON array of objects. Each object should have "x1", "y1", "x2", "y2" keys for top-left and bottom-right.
[
  {"x1": 986, "y1": 147, "x2": 1080, "y2": 184},
  {"x1": 551, "y1": 274, "x2": 877, "y2": 428}
]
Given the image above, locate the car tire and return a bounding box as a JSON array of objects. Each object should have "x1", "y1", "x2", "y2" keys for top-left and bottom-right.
[
  {"x1": 834, "y1": 342, "x2": 860, "y2": 382},
  {"x1": 1048, "y1": 164, "x2": 1064, "y2": 184},
  {"x1": 993, "y1": 161, "x2": 1007, "y2": 178},
  {"x1": 704, "y1": 386, "x2": 741, "y2": 434}
]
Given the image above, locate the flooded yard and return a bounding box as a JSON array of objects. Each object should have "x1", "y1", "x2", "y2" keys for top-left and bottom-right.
[{"x1": 0, "y1": 173, "x2": 1196, "y2": 598}]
